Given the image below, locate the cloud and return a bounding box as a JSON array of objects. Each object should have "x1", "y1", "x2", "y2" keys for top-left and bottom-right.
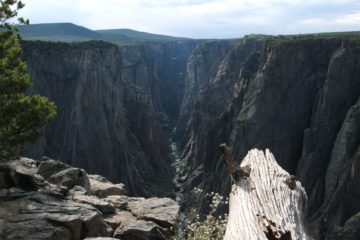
[
  {"x1": 291, "y1": 11, "x2": 360, "y2": 33},
  {"x1": 20, "y1": 0, "x2": 360, "y2": 38},
  {"x1": 336, "y1": 11, "x2": 360, "y2": 25}
]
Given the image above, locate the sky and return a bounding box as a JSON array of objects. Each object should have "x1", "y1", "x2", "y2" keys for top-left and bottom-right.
[{"x1": 21, "y1": 0, "x2": 360, "y2": 38}]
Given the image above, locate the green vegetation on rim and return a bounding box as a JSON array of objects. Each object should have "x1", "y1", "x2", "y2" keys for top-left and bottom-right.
[
  {"x1": 16, "y1": 23, "x2": 189, "y2": 46},
  {"x1": 21, "y1": 39, "x2": 117, "y2": 52},
  {"x1": 15, "y1": 22, "x2": 360, "y2": 47},
  {"x1": 0, "y1": 0, "x2": 56, "y2": 161}
]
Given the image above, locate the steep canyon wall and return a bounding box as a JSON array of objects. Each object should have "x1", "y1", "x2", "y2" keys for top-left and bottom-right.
[
  {"x1": 22, "y1": 40, "x2": 197, "y2": 196},
  {"x1": 21, "y1": 35, "x2": 360, "y2": 239},
  {"x1": 178, "y1": 36, "x2": 360, "y2": 239}
]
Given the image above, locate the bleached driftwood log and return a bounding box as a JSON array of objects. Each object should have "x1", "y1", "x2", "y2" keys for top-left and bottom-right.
[{"x1": 219, "y1": 144, "x2": 312, "y2": 240}]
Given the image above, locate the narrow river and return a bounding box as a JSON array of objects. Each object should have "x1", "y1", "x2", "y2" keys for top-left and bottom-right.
[{"x1": 170, "y1": 127, "x2": 186, "y2": 238}]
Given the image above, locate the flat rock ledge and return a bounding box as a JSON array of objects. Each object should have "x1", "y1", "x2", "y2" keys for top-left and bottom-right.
[{"x1": 0, "y1": 157, "x2": 179, "y2": 240}]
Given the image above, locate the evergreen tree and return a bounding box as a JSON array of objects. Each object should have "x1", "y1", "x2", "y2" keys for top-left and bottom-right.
[{"x1": 0, "y1": 0, "x2": 56, "y2": 161}]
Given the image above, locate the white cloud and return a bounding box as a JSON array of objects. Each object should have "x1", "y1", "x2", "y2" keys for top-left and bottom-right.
[
  {"x1": 291, "y1": 10, "x2": 360, "y2": 34},
  {"x1": 336, "y1": 11, "x2": 360, "y2": 25},
  {"x1": 20, "y1": 0, "x2": 360, "y2": 38}
]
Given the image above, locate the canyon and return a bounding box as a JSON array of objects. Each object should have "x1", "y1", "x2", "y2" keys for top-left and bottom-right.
[
  {"x1": 21, "y1": 32, "x2": 360, "y2": 239},
  {"x1": 22, "y1": 40, "x2": 198, "y2": 197}
]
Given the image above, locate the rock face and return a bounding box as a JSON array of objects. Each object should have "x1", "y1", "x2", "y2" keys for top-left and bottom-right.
[
  {"x1": 179, "y1": 36, "x2": 268, "y2": 193},
  {"x1": 179, "y1": 36, "x2": 360, "y2": 239},
  {"x1": 177, "y1": 40, "x2": 237, "y2": 138},
  {"x1": 120, "y1": 41, "x2": 198, "y2": 126},
  {"x1": 19, "y1": 34, "x2": 360, "y2": 239},
  {"x1": 0, "y1": 157, "x2": 179, "y2": 240},
  {"x1": 21, "y1": 40, "x2": 197, "y2": 196}
]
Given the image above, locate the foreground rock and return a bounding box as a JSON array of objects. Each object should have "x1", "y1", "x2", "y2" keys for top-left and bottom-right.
[
  {"x1": 128, "y1": 198, "x2": 179, "y2": 228},
  {"x1": 84, "y1": 238, "x2": 118, "y2": 240},
  {"x1": 114, "y1": 219, "x2": 170, "y2": 240},
  {"x1": 220, "y1": 146, "x2": 311, "y2": 240},
  {"x1": 0, "y1": 157, "x2": 179, "y2": 240},
  {"x1": 0, "y1": 189, "x2": 112, "y2": 240},
  {"x1": 67, "y1": 190, "x2": 116, "y2": 214},
  {"x1": 37, "y1": 157, "x2": 91, "y2": 192},
  {"x1": 89, "y1": 174, "x2": 126, "y2": 198}
]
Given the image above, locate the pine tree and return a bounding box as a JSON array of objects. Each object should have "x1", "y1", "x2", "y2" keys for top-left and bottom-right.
[{"x1": 0, "y1": 0, "x2": 56, "y2": 161}]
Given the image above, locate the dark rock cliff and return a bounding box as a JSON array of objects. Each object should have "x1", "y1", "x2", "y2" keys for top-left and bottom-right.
[
  {"x1": 21, "y1": 40, "x2": 197, "y2": 196},
  {"x1": 177, "y1": 40, "x2": 237, "y2": 139},
  {"x1": 120, "y1": 41, "x2": 198, "y2": 129},
  {"x1": 19, "y1": 34, "x2": 360, "y2": 239},
  {"x1": 179, "y1": 36, "x2": 360, "y2": 239},
  {"x1": 179, "y1": 37, "x2": 268, "y2": 192}
]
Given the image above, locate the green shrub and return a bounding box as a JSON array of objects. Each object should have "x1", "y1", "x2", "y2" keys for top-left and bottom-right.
[
  {"x1": 0, "y1": 0, "x2": 57, "y2": 161},
  {"x1": 178, "y1": 188, "x2": 228, "y2": 240}
]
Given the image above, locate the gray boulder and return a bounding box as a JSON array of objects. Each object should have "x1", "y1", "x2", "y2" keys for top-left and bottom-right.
[
  {"x1": 37, "y1": 158, "x2": 69, "y2": 179},
  {"x1": 0, "y1": 156, "x2": 180, "y2": 240},
  {"x1": 67, "y1": 185, "x2": 88, "y2": 195},
  {"x1": 128, "y1": 197, "x2": 179, "y2": 228},
  {"x1": 84, "y1": 238, "x2": 118, "y2": 240},
  {"x1": 0, "y1": 158, "x2": 39, "y2": 190},
  {"x1": 113, "y1": 218, "x2": 170, "y2": 240},
  {"x1": 104, "y1": 195, "x2": 145, "y2": 210},
  {"x1": 89, "y1": 174, "x2": 126, "y2": 198},
  {"x1": 37, "y1": 158, "x2": 90, "y2": 192},
  {"x1": 0, "y1": 190, "x2": 112, "y2": 240},
  {"x1": 68, "y1": 193, "x2": 115, "y2": 214},
  {"x1": 104, "y1": 210, "x2": 135, "y2": 230}
]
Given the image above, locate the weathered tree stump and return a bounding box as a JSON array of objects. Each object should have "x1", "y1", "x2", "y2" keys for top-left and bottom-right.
[{"x1": 219, "y1": 144, "x2": 312, "y2": 240}]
